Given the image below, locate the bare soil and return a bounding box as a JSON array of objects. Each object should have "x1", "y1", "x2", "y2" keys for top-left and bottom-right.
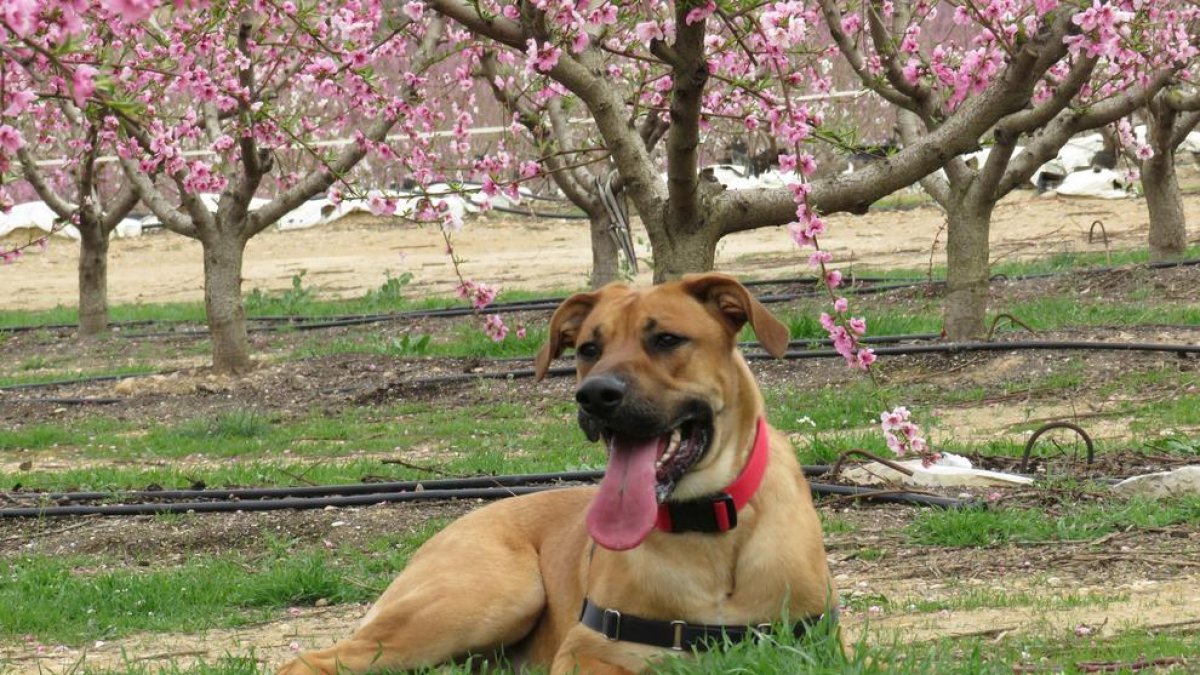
[{"x1": 2, "y1": 185, "x2": 1200, "y2": 673}]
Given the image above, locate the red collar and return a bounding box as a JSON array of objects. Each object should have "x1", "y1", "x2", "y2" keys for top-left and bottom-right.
[{"x1": 654, "y1": 417, "x2": 770, "y2": 534}]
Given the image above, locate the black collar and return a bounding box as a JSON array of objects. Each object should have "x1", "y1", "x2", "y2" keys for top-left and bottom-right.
[{"x1": 578, "y1": 598, "x2": 833, "y2": 652}]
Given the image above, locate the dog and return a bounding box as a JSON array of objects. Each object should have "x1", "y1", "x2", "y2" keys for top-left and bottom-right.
[{"x1": 278, "y1": 273, "x2": 838, "y2": 674}]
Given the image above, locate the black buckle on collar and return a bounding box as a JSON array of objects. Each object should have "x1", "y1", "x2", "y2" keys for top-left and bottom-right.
[
  {"x1": 601, "y1": 608, "x2": 621, "y2": 641},
  {"x1": 663, "y1": 493, "x2": 738, "y2": 533}
]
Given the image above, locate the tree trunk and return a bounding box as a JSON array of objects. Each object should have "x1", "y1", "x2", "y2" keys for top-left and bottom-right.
[
  {"x1": 647, "y1": 226, "x2": 717, "y2": 283},
  {"x1": 589, "y1": 211, "x2": 621, "y2": 288},
  {"x1": 77, "y1": 215, "x2": 110, "y2": 337},
  {"x1": 943, "y1": 197, "x2": 995, "y2": 341},
  {"x1": 202, "y1": 232, "x2": 252, "y2": 374},
  {"x1": 1143, "y1": 146, "x2": 1187, "y2": 262}
]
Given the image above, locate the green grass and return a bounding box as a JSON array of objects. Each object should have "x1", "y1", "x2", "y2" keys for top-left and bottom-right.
[
  {"x1": 44, "y1": 627, "x2": 1200, "y2": 675},
  {"x1": 0, "y1": 401, "x2": 603, "y2": 492},
  {"x1": 843, "y1": 585, "x2": 1127, "y2": 614},
  {"x1": 908, "y1": 496, "x2": 1200, "y2": 547},
  {"x1": 0, "y1": 279, "x2": 585, "y2": 330},
  {"x1": 0, "y1": 525, "x2": 446, "y2": 645}
]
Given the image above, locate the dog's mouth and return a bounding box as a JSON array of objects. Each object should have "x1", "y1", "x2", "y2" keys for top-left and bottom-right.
[
  {"x1": 586, "y1": 410, "x2": 714, "y2": 552},
  {"x1": 601, "y1": 416, "x2": 712, "y2": 503}
]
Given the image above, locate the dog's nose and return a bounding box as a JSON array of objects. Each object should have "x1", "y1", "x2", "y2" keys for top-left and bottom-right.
[{"x1": 575, "y1": 375, "x2": 627, "y2": 417}]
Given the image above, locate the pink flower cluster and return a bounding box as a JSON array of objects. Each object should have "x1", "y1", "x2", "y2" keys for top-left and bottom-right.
[
  {"x1": 456, "y1": 279, "x2": 499, "y2": 310},
  {"x1": 880, "y1": 406, "x2": 940, "y2": 467},
  {"x1": 786, "y1": 182, "x2": 875, "y2": 371}
]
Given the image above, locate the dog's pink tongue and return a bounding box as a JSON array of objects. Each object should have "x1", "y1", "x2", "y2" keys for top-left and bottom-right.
[{"x1": 587, "y1": 436, "x2": 660, "y2": 551}]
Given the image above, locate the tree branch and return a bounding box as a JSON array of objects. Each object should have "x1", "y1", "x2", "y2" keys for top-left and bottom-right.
[
  {"x1": 479, "y1": 51, "x2": 599, "y2": 213},
  {"x1": 16, "y1": 147, "x2": 76, "y2": 220},
  {"x1": 714, "y1": 7, "x2": 1078, "y2": 234},
  {"x1": 115, "y1": 154, "x2": 198, "y2": 238},
  {"x1": 227, "y1": 9, "x2": 270, "y2": 228},
  {"x1": 998, "y1": 69, "x2": 1177, "y2": 195},
  {"x1": 998, "y1": 54, "x2": 1098, "y2": 136},
  {"x1": 1170, "y1": 110, "x2": 1200, "y2": 149},
  {"x1": 659, "y1": 6, "x2": 708, "y2": 235},
  {"x1": 246, "y1": 18, "x2": 445, "y2": 234},
  {"x1": 818, "y1": 0, "x2": 915, "y2": 111},
  {"x1": 866, "y1": 0, "x2": 933, "y2": 118},
  {"x1": 99, "y1": 183, "x2": 142, "y2": 232}
]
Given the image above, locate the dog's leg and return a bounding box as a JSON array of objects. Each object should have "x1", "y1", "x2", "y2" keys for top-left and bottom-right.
[{"x1": 277, "y1": 510, "x2": 547, "y2": 675}]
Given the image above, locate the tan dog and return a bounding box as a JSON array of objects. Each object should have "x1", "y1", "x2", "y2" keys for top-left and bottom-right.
[{"x1": 278, "y1": 273, "x2": 837, "y2": 675}]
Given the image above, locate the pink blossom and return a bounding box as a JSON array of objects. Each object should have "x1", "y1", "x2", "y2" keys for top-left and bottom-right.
[
  {"x1": 807, "y1": 250, "x2": 832, "y2": 267},
  {"x1": 848, "y1": 317, "x2": 867, "y2": 335},
  {"x1": 833, "y1": 297, "x2": 849, "y2": 313},
  {"x1": 685, "y1": 1, "x2": 716, "y2": 26},
  {"x1": 457, "y1": 280, "x2": 500, "y2": 310},
  {"x1": 0, "y1": 125, "x2": 25, "y2": 155},
  {"x1": 855, "y1": 348, "x2": 876, "y2": 370},
  {"x1": 367, "y1": 191, "x2": 397, "y2": 216},
  {"x1": 103, "y1": 0, "x2": 158, "y2": 21},
  {"x1": 71, "y1": 65, "x2": 99, "y2": 108},
  {"x1": 525, "y1": 39, "x2": 562, "y2": 73},
  {"x1": 3, "y1": 90, "x2": 36, "y2": 117},
  {"x1": 825, "y1": 269, "x2": 843, "y2": 289},
  {"x1": 402, "y1": 1, "x2": 424, "y2": 21},
  {"x1": 2, "y1": 0, "x2": 37, "y2": 36},
  {"x1": 1134, "y1": 144, "x2": 1154, "y2": 161},
  {"x1": 796, "y1": 154, "x2": 817, "y2": 177},
  {"x1": 778, "y1": 154, "x2": 798, "y2": 172},
  {"x1": 518, "y1": 161, "x2": 540, "y2": 179},
  {"x1": 484, "y1": 314, "x2": 508, "y2": 341},
  {"x1": 634, "y1": 21, "x2": 664, "y2": 47}
]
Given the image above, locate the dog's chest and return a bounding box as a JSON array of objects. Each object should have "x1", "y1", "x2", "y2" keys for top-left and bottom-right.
[{"x1": 590, "y1": 534, "x2": 794, "y2": 623}]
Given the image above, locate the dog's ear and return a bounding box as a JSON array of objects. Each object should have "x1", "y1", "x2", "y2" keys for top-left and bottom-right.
[
  {"x1": 535, "y1": 291, "x2": 600, "y2": 380},
  {"x1": 681, "y1": 273, "x2": 790, "y2": 358}
]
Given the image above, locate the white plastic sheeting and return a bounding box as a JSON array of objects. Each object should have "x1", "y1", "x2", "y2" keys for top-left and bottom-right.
[
  {"x1": 0, "y1": 202, "x2": 149, "y2": 241},
  {"x1": 1055, "y1": 167, "x2": 1131, "y2": 199}
]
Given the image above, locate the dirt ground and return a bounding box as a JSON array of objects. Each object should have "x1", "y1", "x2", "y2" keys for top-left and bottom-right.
[
  {"x1": 2, "y1": 183, "x2": 1200, "y2": 673},
  {"x1": 5, "y1": 179, "x2": 1200, "y2": 310}
]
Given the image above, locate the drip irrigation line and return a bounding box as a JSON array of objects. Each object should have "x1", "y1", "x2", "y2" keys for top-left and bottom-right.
[
  {"x1": 0, "y1": 374, "x2": 138, "y2": 392},
  {"x1": 12, "y1": 397, "x2": 122, "y2": 405},
  {"x1": 4, "y1": 336, "x2": 1194, "y2": 395},
  {"x1": 10, "y1": 256, "x2": 1198, "y2": 338},
  {"x1": 0, "y1": 480, "x2": 964, "y2": 518},
  {"x1": 389, "y1": 339, "x2": 1200, "y2": 387},
  {"x1": 5, "y1": 466, "x2": 835, "y2": 504},
  {"x1": 487, "y1": 332, "x2": 946, "y2": 364}
]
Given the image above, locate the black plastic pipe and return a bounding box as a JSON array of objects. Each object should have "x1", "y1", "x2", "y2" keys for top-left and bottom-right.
[
  {"x1": 4, "y1": 466, "x2": 835, "y2": 504},
  {"x1": 0, "y1": 480, "x2": 964, "y2": 518},
  {"x1": 380, "y1": 339, "x2": 1200, "y2": 388}
]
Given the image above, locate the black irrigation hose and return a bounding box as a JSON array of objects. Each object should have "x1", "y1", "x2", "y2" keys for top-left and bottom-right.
[
  {"x1": 0, "y1": 373, "x2": 137, "y2": 392},
  {"x1": 9, "y1": 257, "x2": 1199, "y2": 338},
  {"x1": 390, "y1": 339, "x2": 1200, "y2": 387},
  {"x1": 6, "y1": 467, "x2": 835, "y2": 505},
  {"x1": 0, "y1": 480, "x2": 963, "y2": 518},
  {"x1": 9, "y1": 470, "x2": 609, "y2": 503}
]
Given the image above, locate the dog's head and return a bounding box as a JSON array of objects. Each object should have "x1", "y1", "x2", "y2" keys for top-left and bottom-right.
[{"x1": 535, "y1": 273, "x2": 789, "y2": 550}]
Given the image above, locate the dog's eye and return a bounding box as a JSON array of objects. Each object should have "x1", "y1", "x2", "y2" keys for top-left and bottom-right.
[
  {"x1": 652, "y1": 333, "x2": 687, "y2": 351},
  {"x1": 576, "y1": 342, "x2": 601, "y2": 360}
]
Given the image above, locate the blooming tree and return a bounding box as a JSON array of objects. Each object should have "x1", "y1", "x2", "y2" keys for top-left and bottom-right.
[
  {"x1": 16, "y1": 109, "x2": 141, "y2": 336},
  {"x1": 420, "y1": 0, "x2": 1089, "y2": 285},
  {"x1": 1133, "y1": 88, "x2": 1200, "y2": 261},
  {"x1": 825, "y1": 0, "x2": 1199, "y2": 339}
]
